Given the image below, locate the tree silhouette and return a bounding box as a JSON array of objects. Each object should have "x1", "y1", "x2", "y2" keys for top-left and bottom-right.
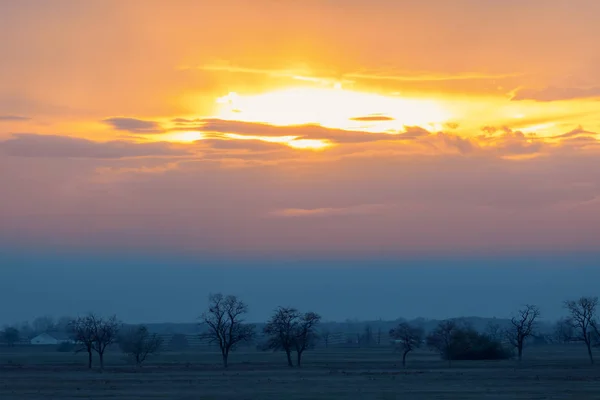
[
  {"x1": 1, "y1": 327, "x2": 19, "y2": 347},
  {"x1": 390, "y1": 322, "x2": 424, "y2": 368},
  {"x1": 426, "y1": 319, "x2": 458, "y2": 367},
  {"x1": 293, "y1": 312, "x2": 321, "y2": 367},
  {"x1": 264, "y1": 307, "x2": 300, "y2": 367},
  {"x1": 200, "y1": 293, "x2": 255, "y2": 368},
  {"x1": 119, "y1": 325, "x2": 163, "y2": 366},
  {"x1": 565, "y1": 296, "x2": 598, "y2": 364},
  {"x1": 505, "y1": 304, "x2": 540, "y2": 361}
]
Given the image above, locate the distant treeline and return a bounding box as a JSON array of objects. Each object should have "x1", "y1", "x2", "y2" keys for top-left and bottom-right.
[{"x1": 1, "y1": 294, "x2": 599, "y2": 369}]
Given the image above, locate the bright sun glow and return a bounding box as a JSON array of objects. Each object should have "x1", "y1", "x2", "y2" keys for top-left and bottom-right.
[
  {"x1": 161, "y1": 86, "x2": 595, "y2": 150},
  {"x1": 215, "y1": 87, "x2": 452, "y2": 132},
  {"x1": 159, "y1": 131, "x2": 204, "y2": 143},
  {"x1": 225, "y1": 133, "x2": 332, "y2": 150},
  {"x1": 201, "y1": 87, "x2": 455, "y2": 150},
  {"x1": 286, "y1": 139, "x2": 332, "y2": 150}
]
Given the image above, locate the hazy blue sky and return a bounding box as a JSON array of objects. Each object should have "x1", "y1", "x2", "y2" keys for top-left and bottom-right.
[{"x1": 1, "y1": 246, "x2": 598, "y2": 325}]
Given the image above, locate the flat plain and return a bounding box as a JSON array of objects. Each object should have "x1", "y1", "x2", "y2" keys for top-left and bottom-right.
[{"x1": 1, "y1": 345, "x2": 599, "y2": 399}]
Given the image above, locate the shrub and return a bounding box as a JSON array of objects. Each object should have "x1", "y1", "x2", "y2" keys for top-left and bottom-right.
[
  {"x1": 427, "y1": 323, "x2": 511, "y2": 362},
  {"x1": 119, "y1": 326, "x2": 163, "y2": 366},
  {"x1": 449, "y1": 328, "x2": 511, "y2": 360}
]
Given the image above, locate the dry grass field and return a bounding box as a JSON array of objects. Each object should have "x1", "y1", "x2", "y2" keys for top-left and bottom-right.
[{"x1": 1, "y1": 345, "x2": 599, "y2": 399}]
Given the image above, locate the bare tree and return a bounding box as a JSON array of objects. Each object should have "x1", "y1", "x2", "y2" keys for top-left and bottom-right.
[
  {"x1": 263, "y1": 307, "x2": 321, "y2": 367},
  {"x1": 68, "y1": 316, "x2": 95, "y2": 368},
  {"x1": 1, "y1": 327, "x2": 20, "y2": 347},
  {"x1": 390, "y1": 322, "x2": 424, "y2": 368},
  {"x1": 200, "y1": 293, "x2": 255, "y2": 368},
  {"x1": 293, "y1": 312, "x2": 321, "y2": 367},
  {"x1": 119, "y1": 325, "x2": 163, "y2": 366},
  {"x1": 264, "y1": 307, "x2": 300, "y2": 367},
  {"x1": 505, "y1": 305, "x2": 540, "y2": 361},
  {"x1": 485, "y1": 321, "x2": 502, "y2": 342},
  {"x1": 362, "y1": 325, "x2": 374, "y2": 347},
  {"x1": 554, "y1": 318, "x2": 574, "y2": 344},
  {"x1": 321, "y1": 329, "x2": 331, "y2": 348},
  {"x1": 565, "y1": 296, "x2": 598, "y2": 364},
  {"x1": 426, "y1": 319, "x2": 458, "y2": 367},
  {"x1": 89, "y1": 314, "x2": 120, "y2": 370}
]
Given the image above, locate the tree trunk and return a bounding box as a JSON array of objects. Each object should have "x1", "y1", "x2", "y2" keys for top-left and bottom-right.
[
  {"x1": 285, "y1": 350, "x2": 294, "y2": 367},
  {"x1": 222, "y1": 351, "x2": 229, "y2": 368},
  {"x1": 586, "y1": 341, "x2": 594, "y2": 365},
  {"x1": 87, "y1": 349, "x2": 92, "y2": 369},
  {"x1": 297, "y1": 351, "x2": 303, "y2": 367},
  {"x1": 517, "y1": 344, "x2": 523, "y2": 362},
  {"x1": 402, "y1": 350, "x2": 409, "y2": 368},
  {"x1": 99, "y1": 351, "x2": 104, "y2": 371}
]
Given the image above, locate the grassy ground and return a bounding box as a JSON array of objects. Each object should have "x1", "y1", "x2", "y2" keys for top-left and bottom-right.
[{"x1": 0, "y1": 345, "x2": 598, "y2": 399}]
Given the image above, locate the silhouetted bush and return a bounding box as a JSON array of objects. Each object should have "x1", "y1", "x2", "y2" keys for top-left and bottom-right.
[
  {"x1": 449, "y1": 328, "x2": 511, "y2": 360},
  {"x1": 118, "y1": 325, "x2": 162, "y2": 366},
  {"x1": 427, "y1": 323, "x2": 511, "y2": 362}
]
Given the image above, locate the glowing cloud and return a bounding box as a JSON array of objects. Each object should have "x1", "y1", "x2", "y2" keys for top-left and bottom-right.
[{"x1": 214, "y1": 88, "x2": 452, "y2": 132}]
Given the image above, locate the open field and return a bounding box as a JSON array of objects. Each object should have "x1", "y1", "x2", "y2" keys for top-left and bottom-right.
[{"x1": 1, "y1": 345, "x2": 599, "y2": 399}]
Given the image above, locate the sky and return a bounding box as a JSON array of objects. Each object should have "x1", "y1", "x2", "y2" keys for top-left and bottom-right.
[{"x1": 1, "y1": 0, "x2": 600, "y2": 324}]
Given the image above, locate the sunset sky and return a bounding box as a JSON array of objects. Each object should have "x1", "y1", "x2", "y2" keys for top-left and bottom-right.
[{"x1": 1, "y1": 1, "x2": 599, "y2": 322}]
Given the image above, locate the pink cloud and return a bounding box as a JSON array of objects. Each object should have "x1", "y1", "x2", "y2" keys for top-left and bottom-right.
[
  {"x1": 178, "y1": 119, "x2": 427, "y2": 144},
  {"x1": 270, "y1": 204, "x2": 388, "y2": 217},
  {"x1": 1, "y1": 132, "x2": 599, "y2": 256},
  {"x1": 0, "y1": 134, "x2": 189, "y2": 159}
]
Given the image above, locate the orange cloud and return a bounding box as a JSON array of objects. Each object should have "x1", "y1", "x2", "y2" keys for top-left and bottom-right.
[{"x1": 350, "y1": 115, "x2": 395, "y2": 122}]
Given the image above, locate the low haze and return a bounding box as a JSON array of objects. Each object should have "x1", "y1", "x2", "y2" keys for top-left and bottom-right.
[{"x1": 1, "y1": 248, "x2": 598, "y2": 325}]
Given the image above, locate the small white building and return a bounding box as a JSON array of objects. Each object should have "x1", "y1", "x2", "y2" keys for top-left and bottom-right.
[{"x1": 30, "y1": 332, "x2": 74, "y2": 345}]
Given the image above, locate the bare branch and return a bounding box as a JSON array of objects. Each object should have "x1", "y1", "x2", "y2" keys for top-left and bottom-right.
[
  {"x1": 119, "y1": 325, "x2": 163, "y2": 366},
  {"x1": 263, "y1": 307, "x2": 320, "y2": 367},
  {"x1": 390, "y1": 322, "x2": 424, "y2": 367},
  {"x1": 263, "y1": 306, "x2": 300, "y2": 367},
  {"x1": 68, "y1": 316, "x2": 95, "y2": 368},
  {"x1": 200, "y1": 293, "x2": 255, "y2": 368},
  {"x1": 426, "y1": 319, "x2": 458, "y2": 367},
  {"x1": 90, "y1": 314, "x2": 120, "y2": 370},
  {"x1": 505, "y1": 304, "x2": 540, "y2": 361},
  {"x1": 292, "y1": 311, "x2": 321, "y2": 366},
  {"x1": 553, "y1": 318, "x2": 574, "y2": 344},
  {"x1": 565, "y1": 296, "x2": 598, "y2": 364}
]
